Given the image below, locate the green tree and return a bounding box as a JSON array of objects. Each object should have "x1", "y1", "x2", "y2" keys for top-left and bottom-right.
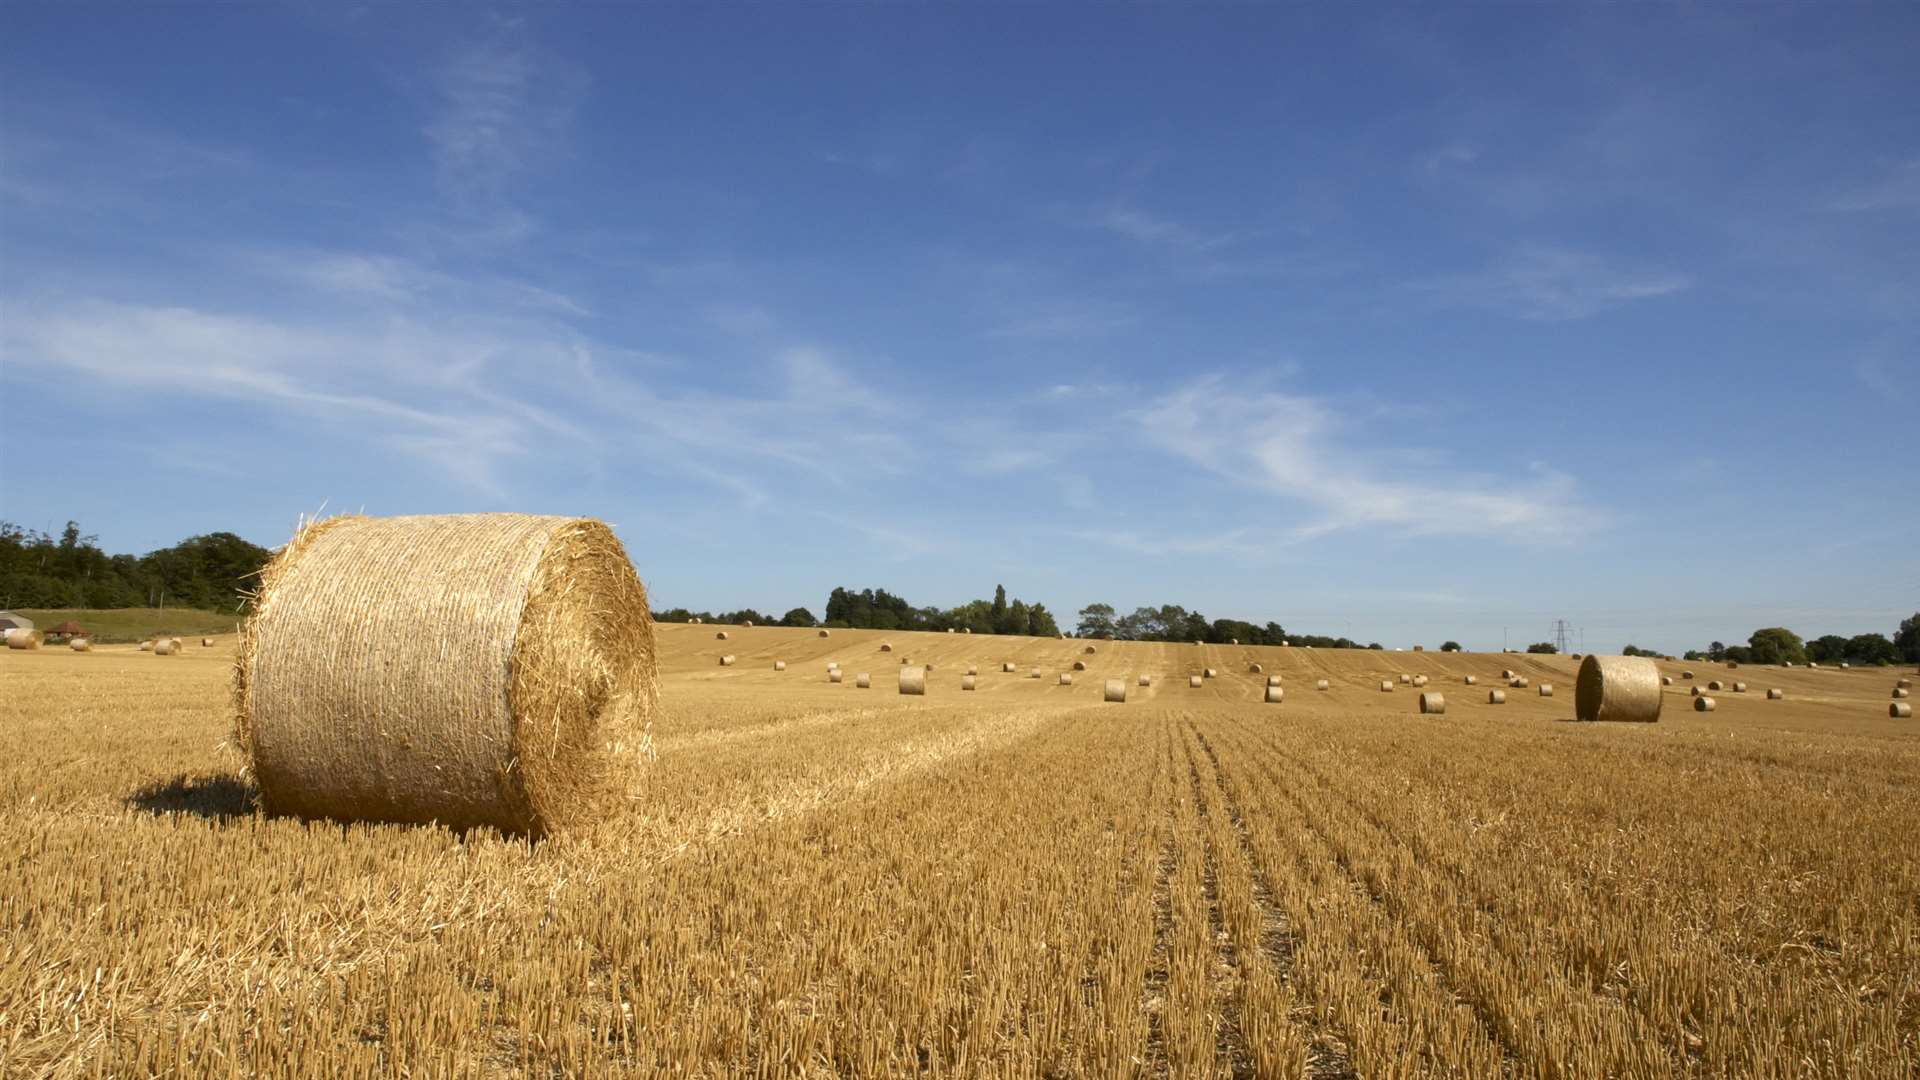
[
  {"x1": 1027, "y1": 602, "x2": 1060, "y2": 638},
  {"x1": 1895, "y1": 613, "x2": 1920, "y2": 664},
  {"x1": 1440, "y1": 641, "x2": 1462, "y2": 652},
  {"x1": 778, "y1": 607, "x2": 818, "y2": 628},
  {"x1": 1846, "y1": 633, "x2": 1898, "y2": 665},
  {"x1": 1747, "y1": 627, "x2": 1806, "y2": 666},
  {"x1": 991, "y1": 584, "x2": 1007, "y2": 627},
  {"x1": 1526, "y1": 642, "x2": 1557, "y2": 654},
  {"x1": 1807, "y1": 635, "x2": 1849, "y2": 664},
  {"x1": 1076, "y1": 603, "x2": 1116, "y2": 638}
]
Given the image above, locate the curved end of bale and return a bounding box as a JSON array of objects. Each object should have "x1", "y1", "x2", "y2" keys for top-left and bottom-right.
[
  {"x1": 879, "y1": 642, "x2": 893, "y2": 652},
  {"x1": 1072, "y1": 660, "x2": 1087, "y2": 671},
  {"x1": 233, "y1": 514, "x2": 658, "y2": 840},
  {"x1": 1189, "y1": 675, "x2": 1203, "y2": 688},
  {"x1": 1419, "y1": 692, "x2": 1445, "y2": 714},
  {"x1": 1084, "y1": 645, "x2": 1097, "y2": 654},
  {"x1": 715, "y1": 631, "x2": 729, "y2": 640},
  {"x1": 1488, "y1": 690, "x2": 1506, "y2": 704},
  {"x1": 1695, "y1": 695, "x2": 1717, "y2": 712},
  {"x1": 1138, "y1": 674, "x2": 1152, "y2": 686},
  {"x1": 961, "y1": 674, "x2": 977, "y2": 690},
  {"x1": 1315, "y1": 679, "x2": 1329, "y2": 691},
  {"x1": 818, "y1": 629, "x2": 830, "y2": 637},
  {"x1": 1379, "y1": 681, "x2": 1393, "y2": 692},
  {"x1": 1059, "y1": 673, "x2": 1073, "y2": 685},
  {"x1": 1577, "y1": 655, "x2": 1662, "y2": 723},
  {"x1": 1249, "y1": 663, "x2": 1263, "y2": 673},
  {"x1": 1892, "y1": 703, "x2": 1912, "y2": 718},
  {"x1": 1539, "y1": 684, "x2": 1553, "y2": 697},
  {"x1": 1766, "y1": 688, "x2": 1782, "y2": 699},
  {"x1": 1265, "y1": 685, "x2": 1284, "y2": 704},
  {"x1": 1464, "y1": 675, "x2": 1478, "y2": 685}
]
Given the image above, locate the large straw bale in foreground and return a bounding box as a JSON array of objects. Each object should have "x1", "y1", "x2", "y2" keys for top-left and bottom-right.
[
  {"x1": 234, "y1": 514, "x2": 657, "y2": 838},
  {"x1": 1575, "y1": 655, "x2": 1662, "y2": 724},
  {"x1": 899, "y1": 665, "x2": 926, "y2": 695},
  {"x1": 1104, "y1": 679, "x2": 1126, "y2": 703}
]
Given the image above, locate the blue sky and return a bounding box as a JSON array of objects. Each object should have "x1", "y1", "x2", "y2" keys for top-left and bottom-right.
[{"x1": 2, "y1": 5, "x2": 1915, "y2": 653}]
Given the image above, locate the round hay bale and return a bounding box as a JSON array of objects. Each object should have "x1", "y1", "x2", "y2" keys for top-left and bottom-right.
[
  {"x1": 1248, "y1": 662, "x2": 1263, "y2": 673},
  {"x1": 1189, "y1": 675, "x2": 1203, "y2": 688},
  {"x1": 773, "y1": 660, "x2": 786, "y2": 672},
  {"x1": 1840, "y1": 662, "x2": 1850, "y2": 669},
  {"x1": 1059, "y1": 672, "x2": 1074, "y2": 686},
  {"x1": 818, "y1": 629, "x2": 830, "y2": 638},
  {"x1": 154, "y1": 638, "x2": 177, "y2": 656},
  {"x1": 1538, "y1": 683, "x2": 1553, "y2": 697},
  {"x1": 1379, "y1": 680, "x2": 1393, "y2": 692},
  {"x1": 827, "y1": 661, "x2": 839, "y2": 670},
  {"x1": 1315, "y1": 679, "x2": 1329, "y2": 691},
  {"x1": 1419, "y1": 692, "x2": 1446, "y2": 715},
  {"x1": 962, "y1": 674, "x2": 977, "y2": 691},
  {"x1": 880, "y1": 642, "x2": 893, "y2": 652},
  {"x1": 1073, "y1": 660, "x2": 1088, "y2": 671},
  {"x1": 946, "y1": 628, "x2": 954, "y2": 633},
  {"x1": 1661, "y1": 676, "x2": 1673, "y2": 686},
  {"x1": 1690, "y1": 685, "x2": 1704, "y2": 697},
  {"x1": 829, "y1": 670, "x2": 844, "y2": 684},
  {"x1": 966, "y1": 664, "x2": 978, "y2": 676},
  {"x1": 139, "y1": 640, "x2": 154, "y2": 651},
  {"x1": 1732, "y1": 681, "x2": 1746, "y2": 692},
  {"x1": 856, "y1": 673, "x2": 871, "y2": 688},
  {"x1": 1681, "y1": 670, "x2": 1695, "y2": 679},
  {"x1": 1501, "y1": 669, "x2": 1515, "y2": 680},
  {"x1": 1694, "y1": 695, "x2": 1716, "y2": 712},
  {"x1": 962, "y1": 627, "x2": 971, "y2": 634},
  {"x1": 690, "y1": 617, "x2": 701, "y2": 624},
  {"x1": 202, "y1": 637, "x2": 214, "y2": 647},
  {"x1": 1809, "y1": 662, "x2": 1819, "y2": 668},
  {"x1": 1413, "y1": 645, "x2": 1425, "y2": 652},
  {"x1": 1897, "y1": 677, "x2": 1911, "y2": 689},
  {"x1": 1399, "y1": 674, "x2": 1412, "y2": 685},
  {"x1": 1267, "y1": 675, "x2": 1282, "y2": 687},
  {"x1": 1138, "y1": 674, "x2": 1152, "y2": 687},
  {"x1": 1894, "y1": 688, "x2": 1911, "y2": 699},
  {"x1": 232, "y1": 513, "x2": 656, "y2": 838},
  {"x1": 715, "y1": 631, "x2": 729, "y2": 640},
  {"x1": 1265, "y1": 685, "x2": 1284, "y2": 704},
  {"x1": 70, "y1": 637, "x2": 92, "y2": 652},
  {"x1": 1464, "y1": 675, "x2": 1478, "y2": 685},
  {"x1": 1192, "y1": 640, "x2": 1203, "y2": 647},
  {"x1": 1003, "y1": 662, "x2": 1017, "y2": 673},
  {"x1": 1766, "y1": 688, "x2": 1783, "y2": 700},
  {"x1": 1510, "y1": 677, "x2": 1528, "y2": 689},
  {"x1": 720, "y1": 655, "x2": 735, "y2": 666},
  {"x1": 1104, "y1": 679, "x2": 1126, "y2": 703},
  {"x1": 1892, "y1": 703, "x2": 1912, "y2": 718},
  {"x1": 6, "y1": 629, "x2": 44, "y2": 651},
  {"x1": 1487, "y1": 690, "x2": 1506, "y2": 704},
  {"x1": 899, "y1": 665, "x2": 926, "y2": 695},
  {"x1": 1727, "y1": 661, "x2": 1738, "y2": 669},
  {"x1": 900, "y1": 657, "x2": 911, "y2": 665},
  {"x1": 1576, "y1": 655, "x2": 1662, "y2": 724},
  {"x1": 1708, "y1": 680, "x2": 1724, "y2": 691},
  {"x1": 1413, "y1": 675, "x2": 1428, "y2": 687},
  {"x1": 1084, "y1": 645, "x2": 1097, "y2": 655},
  {"x1": 743, "y1": 621, "x2": 753, "y2": 628},
  {"x1": 1204, "y1": 667, "x2": 1218, "y2": 679},
  {"x1": 1030, "y1": 667, "x2": 1042, "y2": 679}
]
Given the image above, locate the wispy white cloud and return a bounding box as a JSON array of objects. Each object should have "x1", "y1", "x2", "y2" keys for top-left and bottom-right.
[
  {"x1": 1134, "y1": 375, "x2": 1604, "y2": 542},
  {"x1": 1415, "y1": 246, "x2": 1692, "y2": 321}
]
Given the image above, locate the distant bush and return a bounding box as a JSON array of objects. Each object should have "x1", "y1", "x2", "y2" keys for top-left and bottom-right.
[
  {"x1": 1526, "y1": 642, "x2": 1557, "y2": 654},
  {"x1": 1440, "y1": 641, "x2": 1461, "y2": 652}
]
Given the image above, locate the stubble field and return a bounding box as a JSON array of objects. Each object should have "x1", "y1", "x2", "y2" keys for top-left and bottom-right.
[{"x1": 3, "y1": 624, "x2": 1916, "y2": 1078}]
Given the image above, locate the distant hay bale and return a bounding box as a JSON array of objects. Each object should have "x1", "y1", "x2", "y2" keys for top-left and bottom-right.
[
  {"x1": 1073, "y1": 660, "x2": 1088, "y2": 671},
  {"x1": 1682, "y1": 670, "x2": 1695, "y2": 679},
  {"x1": 966, "y1": 664, "x2": 978, "y2": 676},
  {"x1": 1766, "y1": 688, "x2": 1782, "y2": 700},
  {"x1": 1204, "y1": 668, "x2": 1218, "y2": 679},
  {"x1": 962, "y1": 627, "x2": 972, "y2": 634},
  {"x1": 1694, "y1": 696, "x2": 1716, "y2": 712},
  {"x1": 1708, "y1": 680, "x2": 1724, "y2": 691},
  {"x1": 1538, "y1": 683, "x2": 1555, "y2": 698},
  {"x1": 1379, "y1": 680, "x2": 1393, "y2": 692},
  {"x1": 1315, "y1": 679, "x2": 1330, "y2": 691},
  {"x1": 946, "y1": 628, "x2": 954, "y2": 633},
  {"x1": 1267, "y1": 675, "x2": 1282, "y2": 687},
  {"x1": 1085, "y1": 645, "x2": 1097, "y2": 654},
  {"x1": 231, "y1": 513, "x2": 656, "y2": 837},
  {"x1": 1690, "y1": 686, "x2": 1704, "y2": 697},
  {"x1": 139, "y1": 640, "x2": 154, "y2": 651},
  {"x1": 1003, "y1": 662, "x2": 1017, "y2": 673},
  {"x1": 1809, "y1": 662, "x2": 1819, "y2": 669},
  {"x1": 1892, "y1": 703, "x2": 1912, "y2": 718},
  {"x1": 1894, "y1": 688, "x2": 1911, "y2": 699},
  {"x1": 1501, "y1": 669, "x2": 1515, "y2": 680},
  {"x1": 6, "y1": 629, "x2": 44, "y2": 651},
  {"x1": 1413, "y1": 645, "x2": 1425, "y2": 652},
  {"x1": 773, "y1": 660, "x2": 786, "y2": 671},
  {"x1": 1138, "y1": 674, "x2": 1152, "y2": 686},
  {"x1": 880, "y1": 642, "x2": 893, "y2": 652},
  {"x1": 827, "y1": 661, "x2": 839, "y2": 671},
  {"x1": 1189, "y1": 675, "x2": 1203, "y2": 688},
  {"x1": 1575, "y1": 655, "x2": 1663, "y2": 724},
  {"x1": 1488, "y1": 689, "x2": 1507, "y2": 704},
  {"x1": 856, "y1": 673, "x2": 871, "y2": 688},
  {"x1": 1899, "y1": 678, "x2": 1912, "y2": 689},
  {"x1": 1059, "y1": 673, "x2": 1073, "y2": 686},
  {"x1": 818, "y1": 629, "x2": 830, "y2": 638},
  {"x1": 1193, "y1": 640, "x2": 1203, "y2": 646},
  {"x1": 1662, "y1": 676, "x2": 1673, "y2": 686},
  {"x1": 154, "y1": 639, "x2": 177, "y2": 656},
  {"x1": 1104, "y1": 679, "x2": 1126, "y2": 703},
  {"x1": 1030, "y1": 667, "x2": 1042, "y2": 679},
  {"x1": 899, "y1": 665, "x2": 926, "y2": 695},
  {"x1": 1727, "y1": 661, "x2": 1738, "y2": 669},
  {"x1": 1419, "y1": 692, "x2": 1446, "y2": 715},
  {"x1": 720, "y1": 655, "x2": 735, "y2": 666},
  {"x1": 1413, "y1": 675, "x2": 1428, "y2": 687},
  {"x1": 1464, "y1": 675, "x2": 1478, "y2": 685},
  {"x1": 1399, "y1": 674, "x2": 1411, "y2": 685},
  {"x1": 1732, "y1": 681, "x2": 1746, "y2": 692},
  {"x1": 689, "y1": 617, "x2": 701, "y2": 624},
  {"x1": 1265, "y1": 685, "x2": 1284, "y2": 704},
  {"x1": 70, "y1": 637, "x2": 92, "y2": 652},
  {"x1": 1840, "y1": 662, "x2": 1850, "y2": 669},
  {"x1": 829, "y1": 670, "x2": 844, "y2": 683},
  {"x1": 1249, "y1": 662, "x2": 1263, "y2": 673},
  {"x1": 202, "y1": 637, "x2": 214, "y2": 647},
  {"x1": 742, "y1": 621, "x2": 753, "y2": 627},
  {"x1": 1230, "y1": 638, "x2": 1239, "y2": 645},
  {"x1": 1510, "y1": 677, "x2": 1528, "y2": 689},
  {"x1": 962, "y1": 674, "x2": 977, "y2": 691},
  {"x1": 716, "y1": 631, "x2": 729, "y2": 640},
  {"x1": 1282, "y1": 640, "x2": 1290, "y2": 646}
]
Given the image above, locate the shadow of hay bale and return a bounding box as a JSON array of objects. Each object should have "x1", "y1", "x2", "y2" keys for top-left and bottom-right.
[{"x1": 128, "y1": 774, "x2": 255, "y2": 821}]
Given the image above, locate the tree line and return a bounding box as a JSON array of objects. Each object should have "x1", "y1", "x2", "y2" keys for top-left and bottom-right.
[
  {"x1": 1663, "y1": 619, "x2": 1919, "y2": 666},
  {"x1": 654, "y1": 585, "x2": 1063, "y2": 636},
  {"x1": 0, "y1": 521, "x2": 271, "y2": 614},
  {"x1": 1071, "y1": 603, "x2": 1376, "y2": 649}
]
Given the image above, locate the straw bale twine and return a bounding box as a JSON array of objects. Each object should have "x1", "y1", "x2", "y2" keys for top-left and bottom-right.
[
  {"x1": 1694, "y1": 696, "x2": 1716, "y2": 712},
  {"x1": 1575, "y1": 655, "x2": 1662, "y2": 724},
  {"x1": 719, "y1": 655, "x2": 735, "y2": 666},
  {"x1": 899, "y1": 665, "x2": 926, "y2": 696},
  {"x1": 1315, "y1": 679, "x2": 1329, "y2": 691},
  {"x1": 856, "y1": 673, "x2": 871, "y2": 688},
  {"x1": 1249, "y1": 662, "x2": 1263, "y2": 673},
  {"x1": 880, "y1": 642, "x2": 893, "y2": 652},
  {"x1": 1073, "y1": 660, "x2": 1088, "y2": 671},
  {"x1": 773, "y1": 660, "x2": 786, "y2": 671},
  {"x1": 1464, "y1": 675, "x2": 1478, "y2": 685},
  {"x1": 1539, "y1": 683, "x2": 1553, "y2": 697},
  {"x1": 1379, "y1": 681, "x2": 1393, "y2": 692},
  {"x1": 1487, "y1": 689, "x2": 1506, "y2": 704},
  {"x1": 1265, "y1": 685, "x2": 1284, "y2": 704},
  {"x1": 1419, "y1": 692, "x2": 1446, "y2": 715},
  {"x1": 962, "y1": 674, "x2": 977, "y2": 691},
  {"x1": 1104, "y1": 679, "x2": 1126, "y2": 703},
  {"x1": 1139, "y1": 674, "x2": 1152, "y2": 686},
  {"x1": 154, "y1": 638, "x2": 177, "y2": 656},
  {"x1": 715, "y1": 631, "x2": 729, "y2": 640},
  {"x1": 1189, "y1": 675, "x2": 1203, "y2": 688},
  {"x1": 1766, "y1": 688, "x2": 1782, "y2": 700},
  {"x1": 231, "y1": 514, "x2": 655, "y2": 838},
  {"x1": 1267, "y1": 675, "x2": 1282, "y2": 687},
  {"x1": 1708, "y1": 680, "x2": 1724, "y2": 691},
  {"x1": 70, "y1": 637, "x2": 92, "y2": 652},
  {"x1": 1003, "y1": 662, "x2": 1017, "y2": 673},
  {"x1": 6, "y1": 629, "x2": 44, "y2": 650},
  {"x1": 1059, "y1": 673, "x2": 1074, "y2": 686},
  {"x1": 1892, "y1": 703, "x2": 1912, "y2": 718},
  {"x1": 829, "y1": 670, "x2": 844, "y2": 683},
  {"x1": 1894, "y1": 688, "x2": 1911, "y2": 700}
]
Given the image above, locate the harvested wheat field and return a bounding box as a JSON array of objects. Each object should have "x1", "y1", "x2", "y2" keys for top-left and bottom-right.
[{"x1": 3, "y1": 626, "x2": 1918, "y2": 1078}]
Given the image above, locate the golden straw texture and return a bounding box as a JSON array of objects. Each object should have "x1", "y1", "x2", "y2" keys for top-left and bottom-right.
[
  {"x1": 233, "y1": 514, "x2": 657, "y2": 838},
  {"x1": 1264, "y1": 685, "x2": 1284, "y2": 704},
  {"x1": 1419, "y1": 692, "x2": 1445, "y2": 714},
  {"x1": 1576, "y1": 655, "x2": 1662, "y2": 724},
  {"x1": 899, "y1": 665, "x2": 926, "y2": 696},
  {"x1": 1104, "y1": 679, "x2": 1126, "y2": 703}
]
